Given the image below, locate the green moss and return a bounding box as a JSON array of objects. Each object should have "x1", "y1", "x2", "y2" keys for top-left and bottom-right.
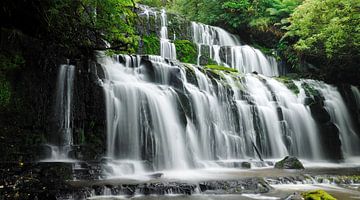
[
  {"x1": 142, "y1": 34, "x2": 160, "y2": 55},
  {"x1": 275, "y1": 76, "x2": 299, "y2": 94},
  {"x1": 302, "y1": 82, "x2": 318, "y2": 96},
  {"x1": 205, "y1": 65, "x2": 238, "y2": 73},
  {"x1": 174, "y1": 40, "x2": 197, "y2": 64},
  {"x1": 302, "y1": 190, "x2": 337, "y2": 200}
]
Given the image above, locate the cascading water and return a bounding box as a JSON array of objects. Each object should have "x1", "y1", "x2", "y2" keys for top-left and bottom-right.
[
  {"x1": 100, "y1": 54, "x2": 355, "y2": 175},
  {"x1": 160, "y1": 9, "x2": 176, "y2": 60},
  {"x1": 351, "y1": 85, "x2": 360, "y2": 109},
  {"x1": 48, "y1": 64, "x2": 75, "y2": 161},
  {"x1": 101, "y1": 54, "x2": 189, "y2": 176},
  {"x1": 98, "y1": 6, "x2": 360, "y2": 177},
  {"x1": 191, "y1": 22, "x2": 279, "y2": 76},
  {"x1": 301, "y1": 80, "x2": 360, "y2": 157}
]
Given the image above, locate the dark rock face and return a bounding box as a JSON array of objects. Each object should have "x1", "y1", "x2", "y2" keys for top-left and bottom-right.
[
  {"x1": 0, "y1": 29, "x2": 107, "y2": 163},
  {"x1": 274, "y1": 156, "x2": 305, "y2": 169},
  {"x1": 308, "y1": 91, "x2": 343, "y2": 160}
]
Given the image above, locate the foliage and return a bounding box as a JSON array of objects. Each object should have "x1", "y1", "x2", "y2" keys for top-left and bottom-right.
[
  {"x1": 302, "y1": 190, "x2": 337, "y2": 200},
  {"x1": 0, "y1": 53, "x2": 25, "y2": 71},
  {"x1": 205, "y1": 65, "x2": 238, "y2": 73},
  {"x1": 47, "y1": 0, "x2": 139, "y2": 54},
  {"x1": 174, "y1": 40, "x2": 197, "y2": 64},
  {"x1": 0, "y1": 52, "x2": 24, "y2": 109},
  {"x1": 142, "y1": 34, "x2": 160, "y2": 55},
  {"x1": 170, "y1": 0, "x2": 303, "y2": 61},
  {"x1": 172, "y1": 0, "x2": 301, "y2": 33},
  {"x1": 286, "y1": 0, "x2": 359, "y2": 59},
  {"x1": 137, "y1": 0, "x2": 165, "y2": 7}
]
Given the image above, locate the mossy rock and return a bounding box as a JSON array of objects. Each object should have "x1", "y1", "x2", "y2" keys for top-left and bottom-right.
[
  {"x1": 274, "y1": 156, "x2": 304, "y2": 169},
  {"x1": 174, "y1": 40, "x2": 197, "y2": 64},
  {"x1": 205, "y1": 65, "x2": 238, "y2": 73},
  {"x1": 302, "y1": 82, "x2": 319, "y2": 97},
  {"x1": 275, "y1": 76, "x2": 299, "y2": 95},
  {"x1": 302, "y1": 190, "x2": 337, "y2": 200},
  {"x1": 241, "y1": 162, "x2": 251, "y2": 169}
]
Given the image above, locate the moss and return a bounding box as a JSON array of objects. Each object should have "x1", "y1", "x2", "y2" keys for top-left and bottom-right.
[
  {"x1": 205, "y1": 65, "x2": 238, "y2": 73},
  {"x1": 275, "y1": 76, "x2": 299, "y2": 94},
  {"x1": 302, "y1": 82, "x2": 318, "y2": 97},
  {"x1": 302, "y1": 190, "x2": 337, "y2": 200},
  {"x1": 142, "y1": 34, "x2": 160, "y2": 55},
  {"x1": 174, "y1": 40, "x2": 197, "y2": 64}
]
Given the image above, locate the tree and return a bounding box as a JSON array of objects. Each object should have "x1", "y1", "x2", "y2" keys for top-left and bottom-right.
[
  {"x1": 47, "y1": 0, "x2": 139, "y2": 53},
  {"x1": 286, "y1": 0, "x2": 360, "y2": 59}
]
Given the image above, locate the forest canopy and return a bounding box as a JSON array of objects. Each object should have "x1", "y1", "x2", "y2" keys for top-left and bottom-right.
[
  {"x1": 144, "y1": 0, "x2": 359, "y2": 83},
  {"x1": 1, "y1": 0, "x2": 359, "y2": 83}
]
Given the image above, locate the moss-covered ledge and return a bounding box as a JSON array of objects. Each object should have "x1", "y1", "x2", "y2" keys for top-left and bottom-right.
[
  {"x1": 275, "y1": 76, "x2": 300, "y2": 95},
  {"x1": 205, "y1": 64, "x2": 238, "y2": 73}
]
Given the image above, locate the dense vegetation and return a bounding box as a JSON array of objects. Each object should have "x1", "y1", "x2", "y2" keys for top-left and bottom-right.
[
  {"x1": 0, "y1": 0, "x2": 139, "y2": 57},
  {"x1": 164, "y1": 0, "x2": 360, "y2": 84},
  {"x1": 0, "y1": 0, "x2": 140, "y2": 111}
]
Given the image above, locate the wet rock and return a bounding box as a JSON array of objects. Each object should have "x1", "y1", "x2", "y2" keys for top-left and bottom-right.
[
  {"x1": 310, "y1": 102, "x2": 331, "y2": 123},
  {"x1": 274, "y1": 156, "x2": 305, "y2": 169},
  {"x1": 147, "y1": 172, "x2": 163, "y2": 179},
  {"x1": 319, "y1": 122, "x2": 342, "y2": 160},
  {"x1": 241, "y1": 162, "x2": 251, "y2": 169},
  {"x1": 302, "y1": 190, "x2": 336, "y2": 200}
]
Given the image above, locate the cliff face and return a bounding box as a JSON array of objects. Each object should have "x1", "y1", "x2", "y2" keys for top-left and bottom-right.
[{"x1": 0, "y1": 29, "x2": 107, "y2": 163}]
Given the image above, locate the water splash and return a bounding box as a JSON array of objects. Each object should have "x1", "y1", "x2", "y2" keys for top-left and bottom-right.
[{"x1": 45, "y1": 64, "x2": 75, "y2": 162}]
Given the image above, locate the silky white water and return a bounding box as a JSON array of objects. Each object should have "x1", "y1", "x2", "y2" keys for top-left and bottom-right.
[
  {"x1": 191, "y1": 22, "x2": 279, "y2": 76},
  {"x1": 351, "y1": 85, "x2": 360, "y2": 109},
  {"x1": 98, "y1": 53, "x2": 360, "y2": 176},
  {"x1": 47, "y1": 64, "x2": 75, "y2": 161},
  {"x1": 300, "y1": 80, "x2": 360, "y2": 157},
  {"x1": 97, "y1": 6, "x2": 360, "y2": 177},
  {"x1": 160, "y1": 9, "x2": 176, "y2": 60}
]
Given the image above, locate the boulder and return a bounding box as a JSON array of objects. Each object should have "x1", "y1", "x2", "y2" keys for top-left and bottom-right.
[
  {"x1": 302, "y1": 190, "x2": 336, "y2": 200},
  {"x1": 274, "y1": 156, "x2": 304, "y2": 169},
  {"x1": 241, "y1": 162, "x2": 251, "y2": 169}
]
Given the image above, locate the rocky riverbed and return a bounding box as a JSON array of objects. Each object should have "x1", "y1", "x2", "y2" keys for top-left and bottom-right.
[{"x1": 1, "y1": 159, "x2": 360, "y2": 200}]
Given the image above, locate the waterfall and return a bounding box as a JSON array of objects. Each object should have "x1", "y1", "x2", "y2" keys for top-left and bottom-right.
[
  {"x1": 97, "y1": 7, "x2": 360, "y2": 176},
  {"x1": 49, "y1": 64, "x2": 75, "y2": 161},
  {"x1": 302, "y1": 80, "x2": 360, "y2": 157},
  {"x1": 160, "y1": 9, "x2": 176, "y2": 60},
  {"x1": 351, "y1": 85, "x2": 360, "y2": 109},
  {"x1": 101, "y1": 54, "x2": 189, "y2": 175},
  {"x1": 99, "y1": 53, "x2": 349, "y2": 176},
  {"x1": 191, "y1": 22, "x2": 279, "y2": 76}
]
